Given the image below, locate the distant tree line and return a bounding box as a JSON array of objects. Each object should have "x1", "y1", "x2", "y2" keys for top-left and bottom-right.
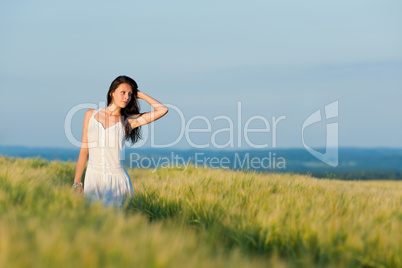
[{"x1": 309, "y1": 171, "x2": 402, "y2": 181}]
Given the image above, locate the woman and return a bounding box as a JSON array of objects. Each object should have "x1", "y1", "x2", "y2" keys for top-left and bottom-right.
[{"x1": 72, "y1": 75, "x2": 168, "y2": 207}]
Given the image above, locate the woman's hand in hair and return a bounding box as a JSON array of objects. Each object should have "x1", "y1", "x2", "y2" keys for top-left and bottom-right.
[
  {"x1": 126, "y1": 88, "x2": 168, "y2": 131},
  {"x1": 137, "y1": 89, "x2": 144, "y2": 99}
]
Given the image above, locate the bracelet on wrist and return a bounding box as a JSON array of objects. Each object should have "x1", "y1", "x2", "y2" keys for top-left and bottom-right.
[{"x1": 73, "y1": 182, "x2": 83, "y2": 188}]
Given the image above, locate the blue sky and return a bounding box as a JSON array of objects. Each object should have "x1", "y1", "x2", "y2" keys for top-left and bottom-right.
[{"x1": 1, "y1": 0, "x2": 401, "y2": 150}]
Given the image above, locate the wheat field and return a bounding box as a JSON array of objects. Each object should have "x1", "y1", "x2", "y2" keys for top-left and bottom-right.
[{"x1": 0, "y1": 156, "x2": 401, "y2": 268}]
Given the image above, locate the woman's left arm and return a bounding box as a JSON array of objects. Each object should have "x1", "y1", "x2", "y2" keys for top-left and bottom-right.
[{"x1": 128, "y1": 90, "x2": 168, "y2": 129}]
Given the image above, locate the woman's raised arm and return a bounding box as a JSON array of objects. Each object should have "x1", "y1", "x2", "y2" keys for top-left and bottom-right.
[{"x1": 127, "y1": 90, "x2": 168, "y2": 129}]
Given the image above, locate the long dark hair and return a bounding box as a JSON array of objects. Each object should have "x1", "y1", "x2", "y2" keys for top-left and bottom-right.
[{"x1": 107, "y1": 75, "x2": 142, "y2": 145}]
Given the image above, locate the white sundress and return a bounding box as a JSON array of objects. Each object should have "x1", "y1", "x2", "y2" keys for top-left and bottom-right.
[{"x1": 83, "y1": 108, "x2": 134, "y2": 207}]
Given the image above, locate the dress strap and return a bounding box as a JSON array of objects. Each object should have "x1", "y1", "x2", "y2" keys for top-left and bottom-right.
[{"x1": 91, "y1": 108, "x2": 99, "y2": 120}]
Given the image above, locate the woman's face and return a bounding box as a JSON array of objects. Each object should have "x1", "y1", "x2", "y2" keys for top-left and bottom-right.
[{"x1": 111, "y1": 83, "x2": 133, "y2": 108}]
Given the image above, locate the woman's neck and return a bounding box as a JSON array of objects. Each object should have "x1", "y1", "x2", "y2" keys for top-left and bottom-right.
[{"x1": 107, "y1": 104, "x2": 121, "y2": 116}]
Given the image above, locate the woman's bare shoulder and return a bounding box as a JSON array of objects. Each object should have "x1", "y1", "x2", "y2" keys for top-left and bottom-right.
[
  {"x1": 85, "y1": 109, "x2": 95, "y2": 117},
  {"x1": 82, "y1": 109, "x2": 96, "y2": 125}
]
